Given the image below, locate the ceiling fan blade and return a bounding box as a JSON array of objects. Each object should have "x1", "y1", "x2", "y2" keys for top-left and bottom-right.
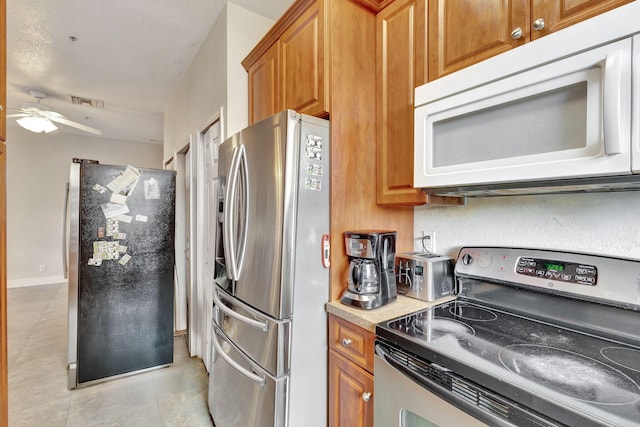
[
  {"x1": 6, "y1": 113, "x2": 30, "y2": 118},
  {"x1": 46, "y1": 114, "x2": 103, "y2": 136}
]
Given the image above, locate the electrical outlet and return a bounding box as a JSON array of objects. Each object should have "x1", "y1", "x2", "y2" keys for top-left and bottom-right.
[
  {"x1": 39, "y1": 264, "x2": 47, "y2": 272},
  {"x1": 421, "y1": 231, "x2": 436, "y2": 253}
]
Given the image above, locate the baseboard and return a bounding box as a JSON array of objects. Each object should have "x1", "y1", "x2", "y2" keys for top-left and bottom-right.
[{"x1": 8, "y1": 276, "x2": 68, "y2": 288}]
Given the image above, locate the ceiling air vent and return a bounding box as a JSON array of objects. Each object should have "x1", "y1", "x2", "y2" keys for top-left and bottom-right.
[{"x1": 69, "y1": 95, "x2": 104, "y2": 108}]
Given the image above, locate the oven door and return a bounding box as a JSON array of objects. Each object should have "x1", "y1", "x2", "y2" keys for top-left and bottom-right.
[
  {"x1": 374, "y1": 350, "x2": 489, "y2": 427},
  {"x1": 374, "y1": 342, "x2": 562, "y2": 427},
  {"x1": 414, "y1": 37, "x2": 632, "y2": 190}
]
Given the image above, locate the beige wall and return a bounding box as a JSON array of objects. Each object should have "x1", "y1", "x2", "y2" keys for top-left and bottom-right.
[
  {"x1": 163, "y1": 2, "x2": 274, "y2": 160},
  {"x1": 414, "y1": 192, "x2": 640, "y2": 260},
  {"x1": 6, "y1": 126, "x2": 163, "y2": 285}
]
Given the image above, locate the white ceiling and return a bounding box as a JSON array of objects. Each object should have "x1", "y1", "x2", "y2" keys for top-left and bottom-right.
[{"x1": 6, "y1": 0, "x2": 294, "y2": 143}]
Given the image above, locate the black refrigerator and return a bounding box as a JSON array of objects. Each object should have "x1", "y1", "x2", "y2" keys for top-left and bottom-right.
[{"x1": 65, "y1": 158, "x2": 176, "y2": 389}]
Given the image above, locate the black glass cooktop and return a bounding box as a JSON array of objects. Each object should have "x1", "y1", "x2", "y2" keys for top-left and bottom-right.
[{"x1": 376, "y1": 298, "x2": 640, "y2": 426}]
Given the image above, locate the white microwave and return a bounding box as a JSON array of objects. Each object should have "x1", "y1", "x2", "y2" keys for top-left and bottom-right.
[{"x1": 414, "y1": 3, "x2": 640, "y2": 196}]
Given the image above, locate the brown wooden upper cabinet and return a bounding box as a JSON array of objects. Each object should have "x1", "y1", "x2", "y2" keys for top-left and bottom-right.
[
  {"x1": 243, "y1": 0, "x2": 328, "y2": 124},
  {"x1": 376, "y1": 0, "x2": 429, "y2": 206},
  {"x1": 427, "y1": 0, "x2": 633, "y2": 81},
  {"x1": 247, "y1": 41, "x2": 281, "y2": 126},
  {"x1": 375, "y1": 0, "x2": 630, "y2": 205},
  {"x1": 376, "y1": 0, "x2": 463, "y2": 206}
]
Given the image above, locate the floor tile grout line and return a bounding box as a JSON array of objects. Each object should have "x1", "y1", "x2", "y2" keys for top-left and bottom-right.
[{"x1": 8, "y1": 283, "x2": 213, "y2": 427}]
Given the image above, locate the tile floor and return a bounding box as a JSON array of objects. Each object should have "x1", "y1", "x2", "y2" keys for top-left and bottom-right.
[{"x1": 7, "y1": 282, "x2": 214, "y2": 426}]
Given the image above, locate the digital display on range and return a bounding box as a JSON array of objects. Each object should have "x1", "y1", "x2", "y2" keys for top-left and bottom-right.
[
  {"x1": 415, "y1": 265, "x2": 424, "y2": 275},
  {"x1": 544, "y1": 263, "x2": 564, "y2": 271}
]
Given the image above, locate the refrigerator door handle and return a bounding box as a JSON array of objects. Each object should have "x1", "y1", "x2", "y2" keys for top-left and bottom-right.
[
  {"x1": 235, "y1": 144, "x2": 249, "y2": 278},
  {"x1": 212, "y1": 328, "x2": 266, "y2": 386},
  {"x1": 223, "y1": 146, "x2": 241, "y2": 280},
  {"x1": 223, "y1": 144, "x2": 249, "y2": 281},
  {"x1": 213, "y1": 288, "x2": 268, "y2": 331},
  {"x1": 62, "y1": 182, "x2": 70, "y2": 279}
]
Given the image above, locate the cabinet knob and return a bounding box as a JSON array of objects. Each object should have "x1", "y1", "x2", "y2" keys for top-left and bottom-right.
[
  {"x1": 362, "y1": 392, "x2": 372, "y2": 402},
  {"x1": 341, "y1": 338, "x2": 352, "y2": 347},
  {"x1": 510, "y1": 27, "x2": 523, "y2": 40},
  {"x1": 532, "y1": 18, "x2": 545, "y2": 31},
  {"x1": 0, "y1": 105, "x2": 3, "y2": 111}
]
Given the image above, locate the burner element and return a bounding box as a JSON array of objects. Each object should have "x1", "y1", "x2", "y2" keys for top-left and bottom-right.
[
  {"x1": 413, "y1": 316, "x2": 475, "y2": 341},
  {"x1": 601, "y1": 347, "x2": 640, "y2": 373},
  {"x1": 499, "y1": 344, "x2": 640, "y2": 405},
  {"x1": 448, "y1": 302, "x2": 498, "y2": 321}
]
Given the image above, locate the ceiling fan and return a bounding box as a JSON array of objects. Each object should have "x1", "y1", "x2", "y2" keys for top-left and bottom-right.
[{"x1": 7, "y1": 90, "x2": 102, "y2": 135}]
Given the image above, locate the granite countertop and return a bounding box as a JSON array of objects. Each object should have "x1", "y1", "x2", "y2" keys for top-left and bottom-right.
[{"x1": 326, "y1": 295, "x2": 456, "y2": 332}]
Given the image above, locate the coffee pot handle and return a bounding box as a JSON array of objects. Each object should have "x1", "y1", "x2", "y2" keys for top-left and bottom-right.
[{"x1": 351, "y1": 260, "x2": 361, "y2": 291}]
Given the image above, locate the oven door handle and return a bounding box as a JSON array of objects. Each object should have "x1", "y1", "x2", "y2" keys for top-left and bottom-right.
[
  {"x1": 375, "y1": 344, "x2": 442, "y2": 389},
  {"x1": 376, "y1": 343, "x2": 452, "y2": 374}
]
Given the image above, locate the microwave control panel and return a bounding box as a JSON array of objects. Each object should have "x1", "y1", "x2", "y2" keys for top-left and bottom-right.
[{"x1": 516, "y1": 257, "x2": 597, "y2": 286}]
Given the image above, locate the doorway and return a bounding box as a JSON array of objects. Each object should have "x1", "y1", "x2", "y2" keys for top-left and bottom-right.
[{"x1": 198, "y1": 113, "x2": 222, "y2": 371}]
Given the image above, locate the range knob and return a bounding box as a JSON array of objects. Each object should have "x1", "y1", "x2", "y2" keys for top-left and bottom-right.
[{"x1": 462, "y1": 254, "x2": 473, "y2": 265}]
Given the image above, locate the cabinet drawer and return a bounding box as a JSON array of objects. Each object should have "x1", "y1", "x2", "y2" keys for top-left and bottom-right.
[{"x1": 328, "y1": 314, "x2": 375, "y2": 373}]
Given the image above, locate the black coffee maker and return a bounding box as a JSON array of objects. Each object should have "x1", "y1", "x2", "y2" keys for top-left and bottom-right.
[{"x1": 340, "y1": 230, "x2": 397, "y2": 310}]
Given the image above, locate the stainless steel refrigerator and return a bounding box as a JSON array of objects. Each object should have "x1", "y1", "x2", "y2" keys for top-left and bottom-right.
[
  {"x1": 208, "y1": 110, "x2": 330, "y2": 427},
  {"x1": 65, "y1": 159, "x2": 176, "y2": 389}
]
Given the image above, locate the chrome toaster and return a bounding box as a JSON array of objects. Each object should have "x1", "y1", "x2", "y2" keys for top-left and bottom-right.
[{"x1": 395, "y1": 252, "x2": 455, "y2": 302}]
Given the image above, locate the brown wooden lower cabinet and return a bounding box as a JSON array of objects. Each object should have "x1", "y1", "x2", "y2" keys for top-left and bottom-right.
[
  {"x1": 328, "y1": 313, "x2": 375, "y2": 426},
  {"x1": 329, "y1": 349, "x2": 374, "y2": 427}
]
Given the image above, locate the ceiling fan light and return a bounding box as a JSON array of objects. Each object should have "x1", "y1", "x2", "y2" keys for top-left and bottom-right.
[{"x1": 16, "y1": 116, "x2": 58, "y2": 133}]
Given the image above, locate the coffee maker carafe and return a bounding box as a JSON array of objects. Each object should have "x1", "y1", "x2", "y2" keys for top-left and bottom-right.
[{"x1": 340, "y1": 230, "x2": 397, "y2": 309}]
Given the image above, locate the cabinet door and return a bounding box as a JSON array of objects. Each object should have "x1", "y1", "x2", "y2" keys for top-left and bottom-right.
[
  {"x1": 247, "y1": 41, "x2": 281, "y2": 125},
  {"x1": 0, "y1": 0, "x2": 5, "y2": 142},
  {"x1": 0, "y1": 139, "x2": 6, "y2": 427},
  {"x1": 280, "y1": 0, "x2": 328, "y2": 117},
  {"x1": 376, "y1": 0, "x2": 427, "y2": 206},
  {"x1": 0, "y1": 1, "x2": 6, "y2": 420},
  {"x1": 530, "y1": 0, "x2": 633, "y2": 40},
  {"x1": 377, "y1": 0, "x2": 463, "y2": 206},
  {"x1": 428, "y1": 0, "x2": 529, "y2": 81},
  {"x1": 329, "y1": 349, "x2": 374, "y2": 427}
]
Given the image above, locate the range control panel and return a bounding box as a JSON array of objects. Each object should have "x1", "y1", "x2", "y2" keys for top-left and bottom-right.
[
  {"x1": 455, "y1": 247, "x2": 640, "y2": 309},
  {"x1": 516, "y1": 257, "x2": 597, "y2": 286}
]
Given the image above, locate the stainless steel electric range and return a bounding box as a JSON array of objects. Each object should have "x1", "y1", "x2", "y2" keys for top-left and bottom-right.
[{"x1": 375, "y1": 247, "x2": 640, "y2": 427}]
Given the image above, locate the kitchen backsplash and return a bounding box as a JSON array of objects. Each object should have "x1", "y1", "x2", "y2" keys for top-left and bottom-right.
[{"x1": 414, "y1": 191, "x2": 640, "y2": 260}]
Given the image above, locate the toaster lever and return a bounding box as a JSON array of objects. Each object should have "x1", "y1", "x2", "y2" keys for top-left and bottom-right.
[{"x1": 397, "y1": 261, "x2": 413, "y2": 286}]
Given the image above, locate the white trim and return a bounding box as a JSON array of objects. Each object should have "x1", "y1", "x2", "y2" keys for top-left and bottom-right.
[
  {"x1": 8, "y1": 276, "x2": 68, "y2": 288},
  {"x1": 173, "y1": 137, "x2": 191, "y2": 335},
  {"x1": 198, "y1": 107, "x2": 225, "y2": 140},
  {"x1": 195, "y1": 106, "x2": 224, "y2": 368}
]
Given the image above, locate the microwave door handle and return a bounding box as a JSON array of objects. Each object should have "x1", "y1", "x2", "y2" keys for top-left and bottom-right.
[
  {"x1": 213, "y1": 287, "x2": 268, "y2": 331},
  {"x1": 212, "y1": 329, "x2": 266, "y2": 386},
  {"x1": 223, "y1": 146, "x2": 241, "y2": 280},
  {"x1": 235, "y1": 144, "x2": 249, "y2": 279},
  {"x1": 603, "y1": 49, "x2": 627, "y2": 155}
]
